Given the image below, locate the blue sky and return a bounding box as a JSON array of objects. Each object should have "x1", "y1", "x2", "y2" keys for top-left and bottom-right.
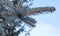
[{"x1": 29, "y1": 0, "x2": 60, "y2": 36}]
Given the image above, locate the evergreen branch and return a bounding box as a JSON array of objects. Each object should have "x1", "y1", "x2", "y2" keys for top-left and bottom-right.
[
  {"x1": 19, "y1": 7, "x2": 55, "y2": 17},
  {"x1": 19, "y1": 16, "x2": 37, "y2": 27}
]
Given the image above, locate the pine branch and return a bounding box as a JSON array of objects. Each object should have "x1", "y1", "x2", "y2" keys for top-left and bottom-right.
[
  {"x1": 0, "y1": 0, "x2": 56, "y2": 36},
  {"x1": 19, "y1": 16, "x2": 37, "y2": 27},
  {"x1": 19, "y1": 7, "x2": 55, "y2": 17}
]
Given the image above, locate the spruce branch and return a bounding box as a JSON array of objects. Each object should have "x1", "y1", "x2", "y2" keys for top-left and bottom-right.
[{"x1": 19, "y1": 7, "x2": 55, "y2": 17}]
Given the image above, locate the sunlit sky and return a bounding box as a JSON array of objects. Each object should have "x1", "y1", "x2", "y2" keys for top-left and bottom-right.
[{"x1": 29, "y1": 0, "x2": 60, "y2": 36}]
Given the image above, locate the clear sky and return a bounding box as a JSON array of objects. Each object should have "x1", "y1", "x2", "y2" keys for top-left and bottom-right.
[{"x1": 29, "y1": 0, "x2": 60, "y2": 36}]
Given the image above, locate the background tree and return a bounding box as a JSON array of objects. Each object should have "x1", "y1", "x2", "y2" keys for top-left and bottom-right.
[{"x1": 0, "y1": 0, "x2": 55, "y2": 36}]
